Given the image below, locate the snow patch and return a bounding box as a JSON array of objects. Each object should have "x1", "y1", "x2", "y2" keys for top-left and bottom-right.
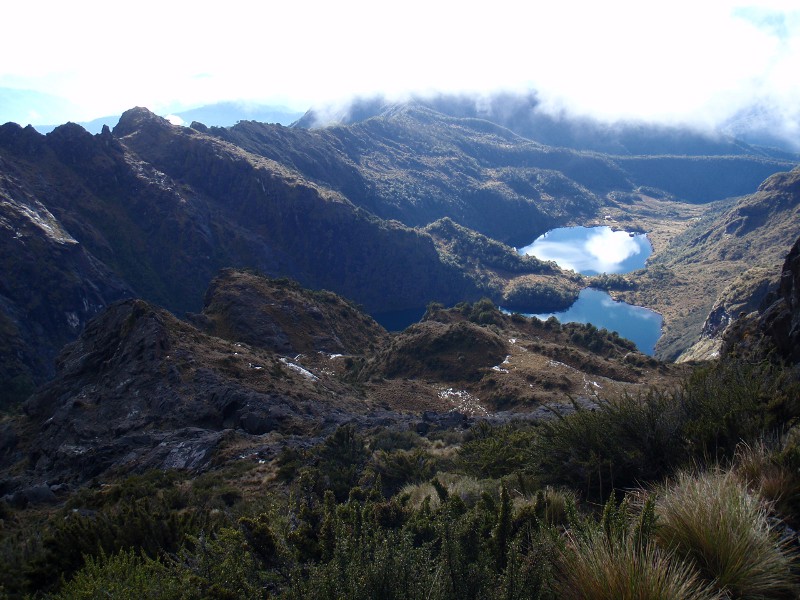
[
  {"x1": 438, "y1": 388, "x2": 490, "y2": 417},
  {"x1": 280, "y1": 357, "x2": 319, "y2": 381}
]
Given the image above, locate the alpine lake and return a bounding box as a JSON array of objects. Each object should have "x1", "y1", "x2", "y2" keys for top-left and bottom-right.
[
  {"x1": 373, "y1": 226, "x2": 663, "y2": 356},
  {"x1": 513, "y1": 225, "x2": 662, "y2": 355}
]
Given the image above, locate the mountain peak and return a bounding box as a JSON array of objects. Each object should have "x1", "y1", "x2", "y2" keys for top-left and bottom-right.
[{"x1": 113, "y1": 106, "x2": 171, "y2": 137}]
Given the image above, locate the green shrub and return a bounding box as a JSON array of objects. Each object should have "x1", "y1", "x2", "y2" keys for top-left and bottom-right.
[
  {"x1": 51, "y1": 549, "x2": 182, "y2": 600},
  {"x1": 534, "y1": 391, "x2": 685, "y2": 502},
  {"x1": 24, "y1": 496, "x2": 216, "y2": 594},
  {"x1": 458, "y1": 422, "x2": 537, "y2": 479},
  {"x1": 372, "y1": 447, "x2": 438, "y2": 496},
  {"x1": 677, "y1": 359, "x2": 793, "y2": 461}
]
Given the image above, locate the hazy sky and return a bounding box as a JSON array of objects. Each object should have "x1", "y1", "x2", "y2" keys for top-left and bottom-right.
[{"x1": 2, "y1": 0, "x2": 799, "y2": 128}]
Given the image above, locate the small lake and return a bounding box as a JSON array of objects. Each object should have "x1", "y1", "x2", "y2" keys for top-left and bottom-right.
[
  {"x1": 518, "y1": 287, "x2": 663, "y2": 355},
  {"x1": 518, "y1": 225, "x2": 651, "y2": 275}
]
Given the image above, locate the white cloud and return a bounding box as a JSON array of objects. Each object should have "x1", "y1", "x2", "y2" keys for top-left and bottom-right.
[
  {"x1": 164, "y1": 114, "x2": 186, "y2": 126},
  {"x1": 1, "y1": 0, "x2": 798, "y2": 128},
  {"x1": 584, "y1": 229, "x2": 642, "y2": 273}
]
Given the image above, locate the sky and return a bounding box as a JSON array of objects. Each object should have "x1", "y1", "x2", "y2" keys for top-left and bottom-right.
[{"x1": 1, "y1": 0, "x2": 799, "y2": 131}]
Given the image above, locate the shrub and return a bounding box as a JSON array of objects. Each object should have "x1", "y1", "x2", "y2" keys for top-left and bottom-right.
[
  {"x1": 51, "y1": 549, "x2": 182, "y2": 600},
  {"x1": 372, "y1": 447, "x2": 438, "y2": 496},
  {"x1": 534, "y1": 391, "x2": 685, "y2": 502},
  {"x1": 458, "y1": 422, "x2": 537, "y2": 479},
  {"x1": 677, "y1": 359, "x2": 792, "y2": 462}
]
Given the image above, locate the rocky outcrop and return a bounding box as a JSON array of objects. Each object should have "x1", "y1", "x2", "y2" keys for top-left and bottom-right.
[
  {"x1": 367, "y1": 319, "x2": 509, "y2": 382},
  {"x1": 758, "y1": 236, "x2": 800, "y2": 364},
  {"x1": 17, "y1": 295, "x2": 365, "y2": 486},
  {"x1": 677, "y1": 267, "x2": 776, "y2": 362},
  {"x1": 722, "y1": 236, "x2": 800, "y2": 365},
  {"x1": 189, "y1": 269, "x2": 387, "y2": 355},
  {"x1": 0, "y1": 274, "x2": 687, "y2": 492}
]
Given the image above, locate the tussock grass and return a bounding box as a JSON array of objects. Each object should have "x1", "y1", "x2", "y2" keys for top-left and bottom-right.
[
  {"x1": 734, "y1": 442, "x2": 800, "y2": 508},
  {"x1": 555, "y1": 530, "x2": 722, "y2": 600},
  {"x1": 400, "y1": 472, "x2": 491, "y2": 510},
  {"x1": 655, "y1": 468, "x2": 797, "y2": 599}
]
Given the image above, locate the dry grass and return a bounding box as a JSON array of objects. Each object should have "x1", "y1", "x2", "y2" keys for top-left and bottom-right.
[
  {"x1": 555, "y1": 530, "x2": 722, "y2": 600},
  {"x1": 399, "y1": 472, "x2": 492, "y2": 510},
  {"x1": 734, "y1": 442, "x2": 800, "y2": 507},
  {"x1": 655, "y1": 468, "x2": 797, "y2": 599}
]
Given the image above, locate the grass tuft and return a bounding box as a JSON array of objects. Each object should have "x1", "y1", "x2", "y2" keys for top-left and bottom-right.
[
  {"x1": 655, "y1": 468, "x2": 797, "y2": 599},
  {"x1": 555, "y1": 529, "x2": 722, "y2": 600}
]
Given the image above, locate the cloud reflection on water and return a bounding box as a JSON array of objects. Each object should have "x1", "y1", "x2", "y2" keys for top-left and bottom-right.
[{"x1": 518, "y1": 226, "x2": 650, "y2": 275}]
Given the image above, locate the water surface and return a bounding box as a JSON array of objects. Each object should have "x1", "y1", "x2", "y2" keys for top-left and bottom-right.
[
  {"x1": 518, "y1": 226, "x2": 651, "y2": 275},
  {"x1": 520, "y1": 288, "x2": 662, "y2": 355}
]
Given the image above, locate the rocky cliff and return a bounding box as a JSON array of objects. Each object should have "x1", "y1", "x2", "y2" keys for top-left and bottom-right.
[{"x1": 722, "y1": 235, "x2": 800, "y2": 366}]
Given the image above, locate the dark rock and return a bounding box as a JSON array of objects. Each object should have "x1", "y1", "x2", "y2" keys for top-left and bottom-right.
[
  {"x1": 240, "y1": 412, "x2": 276, "y2": 435},
  {"x1": 8, "y1": 484, "x2": 57, "y2": 508},
  {"x1": 0, "y1": 422, "x2": 17, "y2": 455},
  {"x1": 723, "y1": 235, "x2": 800, "y2": 365}
]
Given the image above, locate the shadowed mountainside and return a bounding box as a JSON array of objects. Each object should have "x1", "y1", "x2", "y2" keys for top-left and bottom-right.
[{"x1": 0, "y1": 108, "x2": 586, "y2": 402}]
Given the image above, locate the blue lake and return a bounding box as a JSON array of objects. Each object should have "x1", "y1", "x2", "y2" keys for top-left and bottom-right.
[
  {"x1": 375, "y1": 225, "x2": 662, "y2": 353},
  {"x1": 518, "y1": 225, "x2": 651, "y2": 275},
  {"x1": 516, "y1": 287, "x2": 663, "y2": 355}
]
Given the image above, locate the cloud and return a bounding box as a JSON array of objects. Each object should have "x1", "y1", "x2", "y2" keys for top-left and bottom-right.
[
  {"x1": 584, "y1": 229, "x2": 643, "y2": 273},
  {"x1": 164, "y1": 114, "x2": 186, "y2": 126},
  {"x1": 1, "y1": 0, "x2": 798, "y2": 130}
]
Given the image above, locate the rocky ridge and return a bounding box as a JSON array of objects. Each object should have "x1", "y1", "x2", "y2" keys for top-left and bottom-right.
[{"x1": 0, "y1": 271, "x2": 684, "y2": 501}]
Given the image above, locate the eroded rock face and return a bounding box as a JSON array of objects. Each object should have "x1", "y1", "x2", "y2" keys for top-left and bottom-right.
[
  {"x1": 764, "y1": 237, "x2": 800, "y2": 364},
  {"x1": 723, "y1": 236, "x2": 800, "y2": 365}
]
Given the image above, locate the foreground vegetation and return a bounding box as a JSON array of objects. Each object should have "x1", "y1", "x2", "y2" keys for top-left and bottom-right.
[{"x1": 1, "y1": 355, "x2": 799, "y2": 599}]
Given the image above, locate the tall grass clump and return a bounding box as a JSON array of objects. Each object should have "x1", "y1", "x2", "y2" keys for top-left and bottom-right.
[
  {"x1": 655, "y1": 468, "x2": 797, "y2": 599},
  {"x1": 555, "y1": 530, "x2": 722, "y2": 600}
]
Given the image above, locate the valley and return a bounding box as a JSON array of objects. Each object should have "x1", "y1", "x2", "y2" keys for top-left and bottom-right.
[{"x1": 1, "y1": 93, "x2": 799, "y2": 598}]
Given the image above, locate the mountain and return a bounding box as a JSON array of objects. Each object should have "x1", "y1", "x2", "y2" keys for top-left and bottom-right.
[
  {"x1": 2, "y1": 271, "x2": 683, "y2": 491},
  {"x1": 0, "y1": 107, "x2": 588, "y2": 403},
  {"x1": 297, "y1": 92, "x2": 799, "y2": 158},
  {"x1": 614, "y1": 166, "x2": 800, "y2": 360},
  {"x1": 221, "y1": 102, "x2": 796, "y2": 241},
  {"x1": 0, "y1": 97, "x2": 798, "y2": 399},
  {"x1": 29, "y1": 102, "x2": 304, "y2": 135}
]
